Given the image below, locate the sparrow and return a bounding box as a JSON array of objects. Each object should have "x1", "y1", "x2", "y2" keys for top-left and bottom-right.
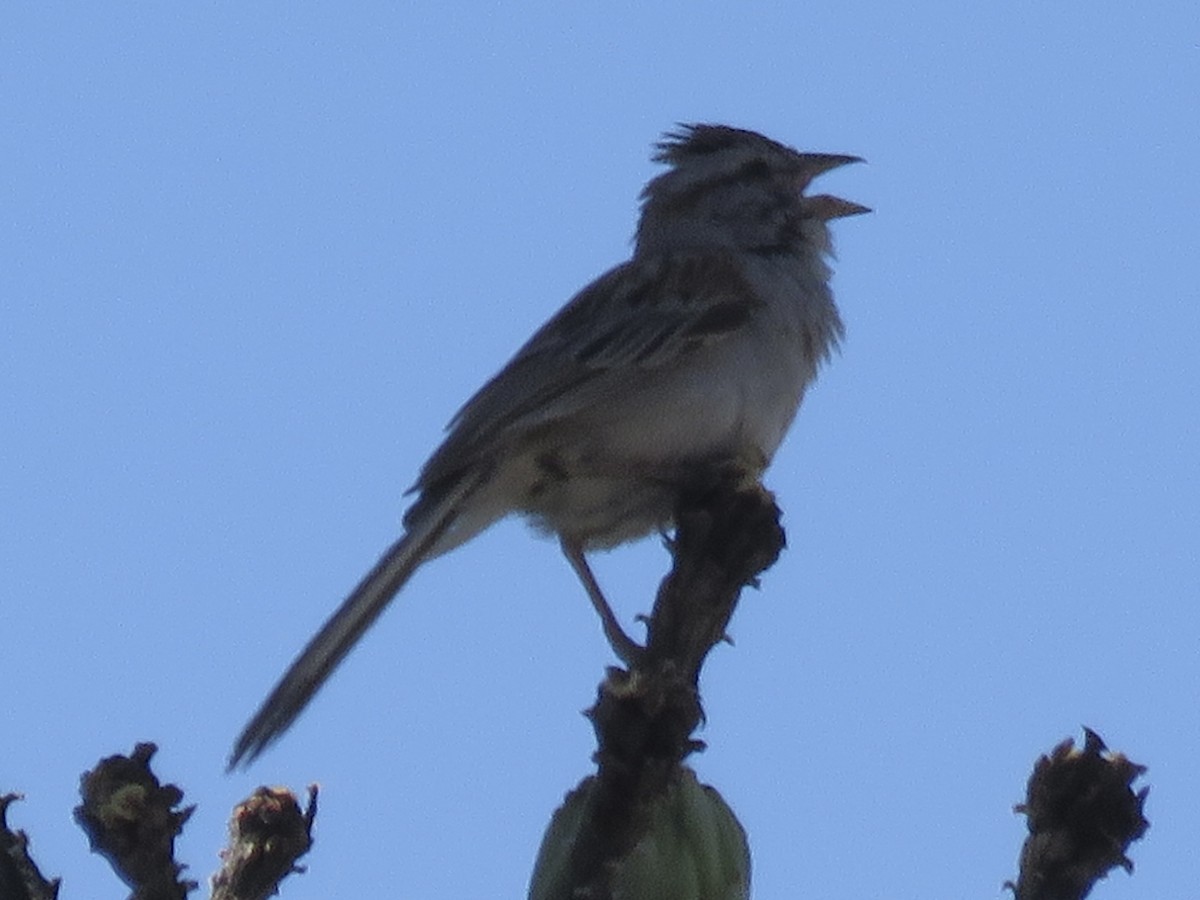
[{"x1": 230, "y1": 124, "x2": 867, "y2": 766}]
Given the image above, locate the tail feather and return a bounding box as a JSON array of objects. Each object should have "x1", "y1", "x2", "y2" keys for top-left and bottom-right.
[{"x1": 229, "y1": 470, "x2": 487, "y2": 768}]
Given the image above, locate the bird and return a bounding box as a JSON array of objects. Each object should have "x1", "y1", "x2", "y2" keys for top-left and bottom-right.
[{"x1": 230, "y1": 124, "x2": 867, "y2": 767}]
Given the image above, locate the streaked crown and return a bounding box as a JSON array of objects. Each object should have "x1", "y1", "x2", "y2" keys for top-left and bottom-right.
[{"x1": 635, "y1": 124, "x2": 867, "y2": 256}]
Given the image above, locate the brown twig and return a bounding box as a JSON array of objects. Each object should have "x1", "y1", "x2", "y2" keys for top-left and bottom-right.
[
  {"x1": 1, "y1": 793, "x2": 61, "y2": 900},
  {"x1": 561, "y1": 476, "x2": 785, "y2": 898},
  {"x1": 73, "y1": 743, "x2": 196, "y2": 900},
  {"x1": 1009, "y1": 728, "x2": 1149, "y2": 900},
  {"x1": 72, "y1": 743, "x2": 318, "y2": 900},
  {"x1": 210, "y1": 785, "x2": 317, "y2": 900}
]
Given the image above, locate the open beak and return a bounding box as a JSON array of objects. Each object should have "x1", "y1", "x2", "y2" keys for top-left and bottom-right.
[{"x1": 794, "y1": 154, "x2": 869, "y2": 219}]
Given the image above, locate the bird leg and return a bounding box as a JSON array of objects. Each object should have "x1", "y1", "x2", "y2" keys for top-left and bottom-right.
[{"x1": 560, "y1": 538, "x2": 645, "y2": 666}]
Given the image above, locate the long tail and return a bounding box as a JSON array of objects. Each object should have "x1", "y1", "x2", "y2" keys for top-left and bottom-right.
[{"x1": 229, "y1": 469, "x2": 488, "y2": 768}]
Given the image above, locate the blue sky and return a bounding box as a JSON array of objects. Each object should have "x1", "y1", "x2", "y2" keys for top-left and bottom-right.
[{"x1": 3, "y1": 3, "x2": 1197, "y2": 897}]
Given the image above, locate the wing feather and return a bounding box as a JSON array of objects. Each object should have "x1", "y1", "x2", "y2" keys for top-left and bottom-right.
[{"x1": 411, "y1": 251, "x2": 760, "y2": 497}]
